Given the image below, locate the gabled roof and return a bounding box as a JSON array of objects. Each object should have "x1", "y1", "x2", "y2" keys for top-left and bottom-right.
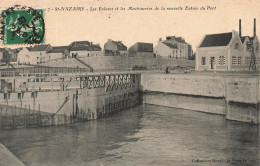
[
  {"x1": 30, "y1": 44, "x2": 50, "y2": 52},
  {"x1": 25, "y1": 47, "x2": 32, "y2": 51},
  {"x1": 111, "y1": 40, "x2": 127, "y2": 50},
  {"x1": 91, "y1": 44, "x2": 102, "y2": 51},
  {"x1": 240, "y1": 36, "x2": 250, "y2": 43},
  {"x1": 162, "y1": 42, "x2": 178, "y2": 49},
  {"x1": 166, "y1": 36, "x2": 187, "y2": 44},
  {"x1": 200, "y1": 32, "x2": 232, "y2": 47},
  {"x1": 48, "y1": 46, "x2": 70, "y2": 53}
]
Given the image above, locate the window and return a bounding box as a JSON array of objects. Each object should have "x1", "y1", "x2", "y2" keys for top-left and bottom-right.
[
  {"x1": 232, "y1": 56, "x2": 238, "y2": 65},
  {"x1": 246, "y1": 42, "x2": 250, "y2": 50},
  {"x1": 234, "y1": 43, "x2": 239, "y2": 49},
  {"x1": 201, "y1": 56, "x2": 206, "y2": 65},
  {"x1": 238, "y1": 57, "x2": 242, "y2": 65},
  {"x1": 218, "y1": 56, "x2": 225, "y2": 65}
]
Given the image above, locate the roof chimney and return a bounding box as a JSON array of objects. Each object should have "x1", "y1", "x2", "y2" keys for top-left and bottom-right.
[
  {"x1": 239, "y1": 19, "x2": 241, "y2": 37},
  {"x1": 254, "y1": 18, "x2": 256, "y2": 37}
]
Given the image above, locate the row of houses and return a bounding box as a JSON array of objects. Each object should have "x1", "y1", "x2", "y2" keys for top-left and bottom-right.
[
  {"x1": 196, "y1": 18, "x2": 259, "y2": 71},
  {"x1": 0, "y1": 36, "x2": 193, "y2": 65}
]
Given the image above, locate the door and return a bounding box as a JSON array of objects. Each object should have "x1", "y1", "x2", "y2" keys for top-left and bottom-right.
[{"x1": 210, "y1": 57, "x2": 215, "y2": 69}]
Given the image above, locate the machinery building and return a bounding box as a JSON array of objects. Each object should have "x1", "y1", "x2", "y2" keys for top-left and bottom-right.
[{"x1": 196, "y1": 18, "x2": 259, "y2": 71}]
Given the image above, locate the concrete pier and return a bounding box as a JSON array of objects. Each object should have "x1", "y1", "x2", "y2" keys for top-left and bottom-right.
[{"x1": 0, "y1": 72, "x2": 142, "y2": 128}]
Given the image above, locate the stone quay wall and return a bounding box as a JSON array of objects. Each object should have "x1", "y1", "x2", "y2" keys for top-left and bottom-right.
[
  {"x1": 41, "y1": 56, "x2": 195, "y2": 71},
  {"x1": 141, "y1": 73, "x2": 260, "y2": 124}
]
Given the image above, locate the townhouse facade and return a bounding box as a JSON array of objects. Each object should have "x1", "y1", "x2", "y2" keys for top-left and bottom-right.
[
  {"x1": 154, "y1": 36, "x2": 192, "y2": 59},
  {"x1": 104, "y1": 39, "x2": 128, "y2": 56}
]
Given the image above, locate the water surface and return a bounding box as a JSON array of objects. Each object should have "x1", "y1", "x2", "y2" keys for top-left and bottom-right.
[{"x1": 0, "y1": 104, "x2": 259, "y2": 166}]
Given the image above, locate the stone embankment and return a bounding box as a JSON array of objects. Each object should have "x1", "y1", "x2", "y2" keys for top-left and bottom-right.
[
  {"x1": 0, "y1": 143, "x2": 25, "y2": 166},
  {"x1": 41, "y1": 56, "x2": 195, "y2": 71},
  {"x1": 141, "y1": 73, "x2": 260, "y2": 124}
]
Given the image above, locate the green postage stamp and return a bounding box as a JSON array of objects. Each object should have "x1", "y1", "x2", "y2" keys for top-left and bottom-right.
[{"x1": 1, "y1": 5, "x2": 45, "y2": 45}]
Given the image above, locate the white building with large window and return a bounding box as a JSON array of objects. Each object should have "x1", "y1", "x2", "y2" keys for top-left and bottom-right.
[
  {"x1": 196, "y1": 31, "x2": 259, "y2": 71},
  {"x1": 196, "y1": 19, "x2": 259, "y2": 71}
]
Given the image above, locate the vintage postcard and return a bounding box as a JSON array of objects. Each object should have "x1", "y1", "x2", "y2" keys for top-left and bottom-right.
[{"x1": 0, "y1": 0, "x2": 259, "y2": 165}]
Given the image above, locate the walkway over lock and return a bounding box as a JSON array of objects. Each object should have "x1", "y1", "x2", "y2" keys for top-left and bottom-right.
[{"x1": 0, "y1": 71, "x2": 141, "y2": 94}]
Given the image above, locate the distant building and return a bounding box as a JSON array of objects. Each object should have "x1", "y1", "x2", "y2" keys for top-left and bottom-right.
[
  {"x1": 17, "y1": 44, "x2": 53, "y2": 65},
  {"x1": 104, "y1": 39, "x2": 127, "y2": 56},
  {"x1": 154, "y1": 36, "x2": 192, "y2": 59},
  {"x1": 196, "y1": 19, "x2": 259, "y2": 71},
  {"x1": 47, "y1": 46, "x2": 70, "y2": 60},
  {"x1": 154, "y1": 41, "x2": 178, "y2": 58},
  {"x1": 69, "y1": 41, "x2": 103, "y2": 58},
  {"x1": 129, "y1": 42, "x2": 154, "y2": 57}
]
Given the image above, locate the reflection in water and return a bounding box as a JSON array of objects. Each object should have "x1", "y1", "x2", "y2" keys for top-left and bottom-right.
[{"x1": 0, "y1": 104, "x2": 259, "y2": 166}]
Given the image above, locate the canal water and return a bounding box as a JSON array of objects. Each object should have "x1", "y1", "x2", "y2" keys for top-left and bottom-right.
[{"x1": 0, "y1": 104, "x2": 259, "y2": 166}]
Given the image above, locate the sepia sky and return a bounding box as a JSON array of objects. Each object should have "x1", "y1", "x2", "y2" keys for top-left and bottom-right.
[{"x1": 0, "y1": 0, "x2": 259, "y2": 51}]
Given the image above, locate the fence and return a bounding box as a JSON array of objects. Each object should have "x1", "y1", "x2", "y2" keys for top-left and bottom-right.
[{"x1": 0, "y1": 66, "x2": 90, "y2": 77}]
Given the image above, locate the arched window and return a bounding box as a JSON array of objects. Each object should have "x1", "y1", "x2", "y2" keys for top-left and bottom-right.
[
  {"x1": 234, "y1": 43, "x2": 239, "y2": 49},
  {"x1": 201, "y1": 56, "x2": 206, "y2": 65}
]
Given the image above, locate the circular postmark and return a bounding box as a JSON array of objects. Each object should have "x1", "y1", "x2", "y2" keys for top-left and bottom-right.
[{"x1": 0, "y1": 5, "x2": 45, "y2": 45}]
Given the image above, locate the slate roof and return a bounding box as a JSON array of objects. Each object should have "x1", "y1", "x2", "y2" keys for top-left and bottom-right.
[
  {"x1": 70, "y1": 41, "x2": 90, "y2": 46},
  {"x1": 166, "y1": 36, "x2": 187, "y2": 44},
  {"x1": 30, "y1": 44, "x2": 50, "y2": 52},
  {"x1": 70, "y1": 44, "x2": 101, "y2": 51},
  {"x1": 162, "y1": 42, "x2": 178, "y2": 49},
  {"x1": 26, "y1": 47, "x2": 32, "y2": 51},
  {"x1": 48, "y1": 46, "x2": 70, "y2": 53},
  {"x1": 199, "y1": 32, "x2": 233, "y2": 47},
  {"x1": 111, "y1": 41, "x2": 127, "y2": 50}
]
